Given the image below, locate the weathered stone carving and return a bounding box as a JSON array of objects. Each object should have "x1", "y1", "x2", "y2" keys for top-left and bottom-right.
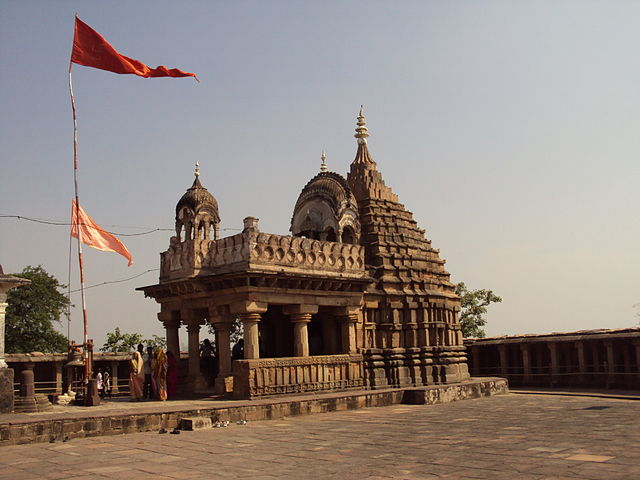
[{"x1": 141, "y1": 110, "x2": 470, "y2": 399}]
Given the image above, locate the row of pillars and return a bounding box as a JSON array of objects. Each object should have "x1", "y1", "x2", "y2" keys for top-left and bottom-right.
[
  {"x1": 472, "y1": 338, "x2": 640, "y2": 385},
  {"x1": 159, "y1": 302, "x2": 360, "y2": 393},
  {"x1": 15, "y1": 360, "x2": 123, "y2": 395}
]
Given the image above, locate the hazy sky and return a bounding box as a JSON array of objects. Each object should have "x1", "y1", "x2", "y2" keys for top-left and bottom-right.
[{"x1": 1, "y1": 1, "x2": 638, "y2": 349}]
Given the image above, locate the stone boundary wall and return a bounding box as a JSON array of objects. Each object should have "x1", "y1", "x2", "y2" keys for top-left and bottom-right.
[{"x1": 0, "y1": 378, "x2": 507, "y2": 446}]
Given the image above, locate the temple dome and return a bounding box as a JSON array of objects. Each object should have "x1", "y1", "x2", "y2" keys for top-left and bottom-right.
[
  {"x1": 291, "y1": 166, "x2": 360, "y2": 244},
  {"x1": 176, "y1": 176, "x2": 220, "y2": 222},
  {"x1": 174, "y1": 164, "x2": 221, "y2": 244}
]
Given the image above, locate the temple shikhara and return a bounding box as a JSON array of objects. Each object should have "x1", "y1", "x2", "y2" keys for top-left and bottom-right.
[{"x1": 139, "y1": 109, "x2": 469, "y2": 398}]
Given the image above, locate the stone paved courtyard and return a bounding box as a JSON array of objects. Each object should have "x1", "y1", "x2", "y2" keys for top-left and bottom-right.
[{"x1": 1, "y1": 393, "x2": 638, "y2": 480}]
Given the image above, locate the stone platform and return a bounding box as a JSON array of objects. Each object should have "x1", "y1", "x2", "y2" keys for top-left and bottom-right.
[{"x1": 0, "y1": 377, "x2": 506, "y2": 446}]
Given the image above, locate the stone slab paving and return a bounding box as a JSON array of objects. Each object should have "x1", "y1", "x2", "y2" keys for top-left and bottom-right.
[{"x1": 0, "y1": 393, "x2": 638, "y2": 480}]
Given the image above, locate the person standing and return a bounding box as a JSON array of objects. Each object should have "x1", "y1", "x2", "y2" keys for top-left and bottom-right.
[
  {"x1": 143, "y1": 346, "x2": 154, "y2": 399},
  {"x1": 96, "y1": 368, "x2": 104, "y2": 398},
  {"x1": 129, "y1": 348, "x2": 144, "y2": 400},
  {"x1": 153, "y1": 348, "x2": 168, "y2": 401},
  {"x1": 103, "y1": 369, "x2": 112, "y2": 399},
  {"x1": 200, "y1": 338, "x2": 215, "y2": 386}
]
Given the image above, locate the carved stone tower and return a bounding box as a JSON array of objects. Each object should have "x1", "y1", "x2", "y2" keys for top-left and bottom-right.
[{"x1": 347, "y1": 107, "x2": 468, "y2": 387}]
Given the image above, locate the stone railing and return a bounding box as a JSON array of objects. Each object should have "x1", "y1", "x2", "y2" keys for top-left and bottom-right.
[
  {"x1": 232, "y1": 354, "x2": 364, "y2": 399},
  {"x1": 161, "y1": 227, "x2": 366, "y2": 281}
]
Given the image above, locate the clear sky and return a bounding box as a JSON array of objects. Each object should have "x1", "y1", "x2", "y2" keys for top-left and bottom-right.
[{"x1": 1, "y1": 1, "x2": 639, "y2": 349}]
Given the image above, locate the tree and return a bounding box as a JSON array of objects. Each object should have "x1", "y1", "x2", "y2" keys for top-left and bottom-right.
[
  {"x1": 144, "y1": 334, "x2": 167, "y2": 351},
  {"x1": 205, "y1": 318, "x2": 244, "y2": 348},
  {"x1": 100, "y1": 327, "x2": 143, "y2": 352},
  {"x1": 100, "y1": 328, "x2": 167, "y2": 352},
  {"x1": 455, "y1": 282, "x2": 502, "y2": 338},
  {"x1": 5, "y1": 265, "x2": 70, "y2": 353}
]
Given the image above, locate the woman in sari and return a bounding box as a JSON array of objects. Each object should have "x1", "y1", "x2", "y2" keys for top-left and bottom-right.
[
  {"x1": 153, "y1": 348, "x2": 168, "y2": 401},
  {"x1": 129, "y1": 350, "x2": 144, "y2": 400},
  {"x1": 166, "y1": 350, "x2": 178, "y2": 400}
]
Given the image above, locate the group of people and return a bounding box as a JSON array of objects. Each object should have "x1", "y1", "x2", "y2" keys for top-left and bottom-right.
[
  {"x1": 94, "y1": 368, "x2": 112, "y2": 398},
  {"x1": 129, "y1": 344, "x2": 178, "y2": 401}
]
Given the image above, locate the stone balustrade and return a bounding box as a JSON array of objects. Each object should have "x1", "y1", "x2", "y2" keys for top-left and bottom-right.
[
  {"x1": 161, "y1": 230, "x2": 366, "y2": 281},
  {"x1": 232, "y1": 354, "x2": 365, "y2": 398}
]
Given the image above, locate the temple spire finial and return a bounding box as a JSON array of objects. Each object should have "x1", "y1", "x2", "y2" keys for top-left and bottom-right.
[
  {"x1": 320, "y1": 149, "x2": 328, "y2": 172},
  {"x1": 194, "y1": 161, "x2": 200, "y2": 178},
  {"x1": 355, "y1": 105, "x2": 369, "y2": 144}
]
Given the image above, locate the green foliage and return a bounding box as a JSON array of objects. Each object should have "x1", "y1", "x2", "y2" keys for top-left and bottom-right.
[
  {"x1": 100, "y1": 327, "x2": 143, "y2": 352},
  {"x1": 5, "y1": 265, "x2": 70, "y2": 353},
  {"x1": 100, "y1": 328, "x2": 166, "y2": 352},
  {"x1": 206, "y1": 317, "x2": 244, "y2": 347},
  {"x1": 455, "y1": 282, "x2": 502, "y2": 338},
  {"x1": 145, "y1": 334, "x2": 167, "y2": 351}
]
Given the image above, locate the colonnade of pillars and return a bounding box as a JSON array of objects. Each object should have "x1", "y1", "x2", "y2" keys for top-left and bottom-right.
[
  {"x1": 159, "y1": 302, "x2": 360, "y2": 393},
  {"x1": 470, "y1": 338, "x2": 640, "y2": 387},
  {"x1": 12, "y1": 359, "x2": 122, "y2": 395}
]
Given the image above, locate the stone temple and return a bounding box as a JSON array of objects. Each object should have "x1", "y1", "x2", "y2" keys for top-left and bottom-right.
[{"x1": 139, "y1": 109, "x2": 469, "y2": 399}]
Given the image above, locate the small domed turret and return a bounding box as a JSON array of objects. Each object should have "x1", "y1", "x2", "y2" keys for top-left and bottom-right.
[{"x1": 175, "y1": 162, "x2": 220, "y2": 243}]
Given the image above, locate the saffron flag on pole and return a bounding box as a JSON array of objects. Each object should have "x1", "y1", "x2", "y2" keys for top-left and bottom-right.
[
  {"x1": 71, "y1": 199, "x2": 133, "y2": 266},
  {"x1": 71, "y1": 16, "x2": 197, "y2": 80}
]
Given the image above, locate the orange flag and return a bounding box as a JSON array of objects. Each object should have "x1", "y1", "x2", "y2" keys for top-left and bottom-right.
[
  {"x1": 71, "y1": 200, "x2": 133, "y2": 266},
  {"x1": 71, "y1": 16, "x2": 197, "y2": 80}
]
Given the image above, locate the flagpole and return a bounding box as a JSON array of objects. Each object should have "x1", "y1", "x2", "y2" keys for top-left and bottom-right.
[{"x1": 68, "y1": 59, "x2": 90, "y2": 385}]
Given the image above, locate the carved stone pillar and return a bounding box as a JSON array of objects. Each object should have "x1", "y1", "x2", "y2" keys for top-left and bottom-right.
[
  {"x1": 291, "y1": 314, "x2": 312, "y2": 357},
  {"x1": 604, "y1": 340, "x2": 615, "y2": 388},
  {"x1": 471, "y1": 346, "x2": 481, "y2": 376},
  {"x1": 622, "y1": 344, "x2": 631, "y2": 373},
  {"x1": 182, "y1": 309, "x2": 206, "y2": 391},
  {"x1": 110, "y1": 360, "x2": 120, "y2": 394},
  {"x1": 239, "y1": 313, "x2": 261, "y2": 359},
  {"x1": 498, "y1": 345, "x2": 509, "y2": 378},
  {"x1": 548, "y1": 342, "x2": 559, "y2": 386},
  {"x1": 20, "y1": 366, "x2": 35, "y2": 398},
  {"x1": 520, "y1": 344, "x2": 531, "y2": 384},
  {"x1": 633, "y1": 339, "x2": 640, "y2": 384},
  {"x1": 576, "y1": 341, "x2": 586, "y2": 385},
  {"x1": 214, "y1": 322, "x2": 232, "y2": 375},
  {"x1": 334, "y1": 306, "x2": 359, "y2": 354},
  {"x1": 158, "y1": 310, "x2": 180, "y2": 358},
  {"x1": 186, "y1": 322, "x2": 201, "y2": 381},
  {"x1": 284, "y1": 305, "x2": 318, "y2": 357},
  {"x1": 53, "y1": 361, "x2": 63, "y2": 394},
  {"x1": 592, "y1": 342, "x2": 600, "y2": 373},
  {"x1": 231, "y1": 301, "x2": 268, "y2": 360},
  {"x1": 209, "y1": 303, "x2": 235, "y2": 394}
]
